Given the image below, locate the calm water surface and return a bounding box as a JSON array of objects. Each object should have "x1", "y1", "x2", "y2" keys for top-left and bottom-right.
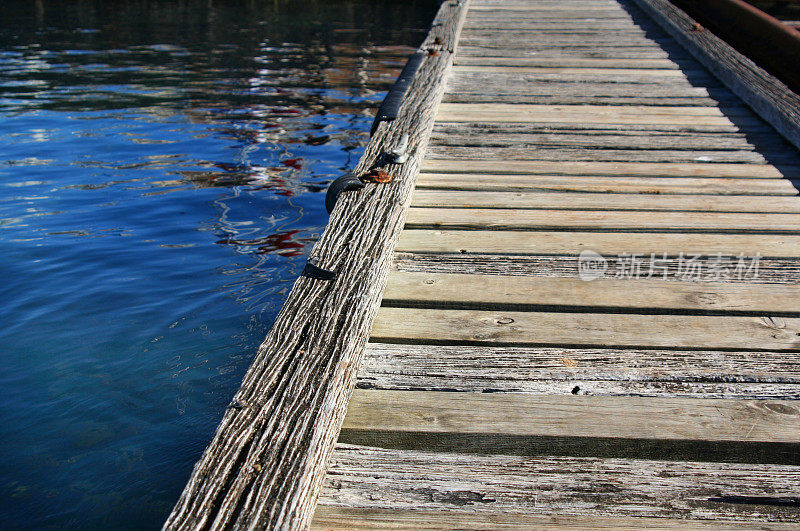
[{"x1": 0, "y1": 1, "x2": 435, "y2": 528}]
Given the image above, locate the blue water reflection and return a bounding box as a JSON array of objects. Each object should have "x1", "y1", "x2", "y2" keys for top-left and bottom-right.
[{"x1": 0, "y1": 0, "x2": 435, "y2": 528}]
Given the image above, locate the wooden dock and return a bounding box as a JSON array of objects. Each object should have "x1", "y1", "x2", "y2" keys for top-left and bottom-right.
[{"x1": 166, "y1": 0, "x2": 800, "y2": 528}]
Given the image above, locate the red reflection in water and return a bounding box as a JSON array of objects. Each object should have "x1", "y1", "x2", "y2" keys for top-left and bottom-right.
[
  {"x1": 216, "y1": 229, "x2": 309, "y2": 257},
  {"x1": 280, "y1": 158, "x2": 302, "y2": 170}
]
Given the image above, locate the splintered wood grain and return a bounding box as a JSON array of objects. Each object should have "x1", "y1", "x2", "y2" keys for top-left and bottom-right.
[
  {"x1": 460, "y1": 19, "x2": 660, "y2": 31},
  {"x1": 452, "y1": 65, "x2": 697, "y2": 77},
  {"x1": 370, "y1": 307, "x2": 800, "y2": 350},
  {"x1": 454, "y1": 56, "x2": 681, "y2": 68},
  {"x1": 311, "y1": 506, "x2": 800, "y2": 530},
  {"x1": 341, "y1": 389, "x2": 800, "y2": 443},
  {"x1": 410, "y1": 190, "x2": 800, "y2": 213},
  {"x1": 443, "y1": 74, "x2": 727, "y2": 94},
  {"x1": 357, "y1": 343, "x2": 800, "y2": 399},
  {"x1": 457, "y1": 44, "x2": 691, "y2": 60},
  {"x1": 381, "y1": 271, "x2": 800, "y2": 313},
  {"x1": 416, "y1": 173, "x2": 800, "y2": 195},
  {"x1": 429, "y1": 124, "x2": 789, "y2": 153},
  {"x1": 458, "y1": 34, "x2": 680, "y2": 48},
  {"x1": 425, "y1": 145, "x2": 786, "y2": 164},
  {"x1": 395, "y1": 230, "x2": 800, "y2": 257},
  {"x1": 436, "y1": 103, "x2": 761, "y2": 127},
  {"x1": 318, "y1": 444, "x2": 800, "y2": 522},
  {"x1": 420, "y1": 160, "x2": 799, "y2": 179},
  {"x1": 163, "y1": 1, "x2": 472, "y2": 529},
  {"x1": 403, "y1": 207, "x2": 800, "y2": 233},
  {"x1": 442, "y1": 83, "x2": 742, "y2": 106},
  {"x1": 391, "y1": 252, "x2": 800, "y2": 284}
]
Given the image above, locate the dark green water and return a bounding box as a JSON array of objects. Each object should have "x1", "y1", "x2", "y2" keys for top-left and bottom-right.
[{"x1": 0, "y1": 1, "x2": 436, "y2": 528}]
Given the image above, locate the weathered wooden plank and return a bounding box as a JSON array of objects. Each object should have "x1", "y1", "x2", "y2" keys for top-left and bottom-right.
[
  {"x1": 410, "y1": 190, "x2": 800, "y2": 213},
  {"x1": 416, "y1": 173, "x2": 799, "y2": 195},
  {"x1": 440, "y1": 103, "x2": 746, "y2": 117},
  {"x1": 443, "y1": 92, "x2": 737, "y2": 107},
  {"x1": 422, "y1": 160, "x2": 798, "y2": 179},
  {"x1": 436, "y1": 103, "x2": 760, "y2": 127},
  {"x1": 459, "y1": 34, "x2": 678, "y2": 47},
  {"x1": 468, "y1": 4, "x2": 627, "y2": 11},
  {"x1": 392, "y1": 252, "x2": 800, "y2": 284},
  {"x1": 452, "y1": 66, "x2": 695, "y2": 77},
  {"x1": 631, "y1": 0, "x2": 800, "y2": 151},
  {"x1": 319, "y1": 444, "x2": 800, "y2": 522},
  {"x1": 454, "y1": 56, "x2": 681, "y2": 68},
  {"x1": 312, "y1": 506, "x2": 800, "y2": 530},
  {"x1": 430, "y1": 124, "x2": 789, "y2": 153},
  {"x1": 382, "y1": 271, "x2": 800, "y2": 313},
  {"x1": 395, "y1": 229, "x2": 800, "y2": 257},
  {"x1": 443, "y1": 76, "x2": 740, "y2": 105},
  {"x1": 370, "y1": 307, "x2": 800, "y2": 350},
  {"x1": 461, "y1": 24, "x2": 658, "y2": 35},
  {"x1": 447, "y1": 70, "x2": 716, "y2": 88},
  {"x1": 163, "y1": 1, "x2": 471, "y2": 529},
  {"x1": 463, "y1": 15, "x2": 645, "y2": 24},
  {"x1": 404, "y1": 207, "x2": 800, "y2": 233},
  {"x1": 446, "y1": 75, "x2": 707, "y2": 90},
  {"x1": 358, "y1": 343, "x2": 800, "y2": 399},
  {"x1": 342, "y1": 389, "x2": 800, "y2": 443},
  {"x1": 438, "y1": 122, "x2": 764, "y2": 139},
  {"x1": 426, "y1": 146, "x2": 783, "y2": 164},
  {"x1": 457, "y1": 44, "x2": 692, "y2": 60},
  {"x1": 462, "y1": 24, "x2": 653, "y2": 32}
]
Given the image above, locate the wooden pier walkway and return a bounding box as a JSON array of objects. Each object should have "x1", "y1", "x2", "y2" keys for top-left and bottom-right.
[{"x1": 167, "y1": 0, "x2": 800, "y2": 529}]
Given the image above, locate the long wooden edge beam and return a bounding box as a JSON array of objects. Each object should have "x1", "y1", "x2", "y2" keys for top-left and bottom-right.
[
  {"x1": 630, "y1": 0, "x2": 800, "y2": 151},
  {"x1": 163, "y1": 1, "x2": 471, "y2": 529}
]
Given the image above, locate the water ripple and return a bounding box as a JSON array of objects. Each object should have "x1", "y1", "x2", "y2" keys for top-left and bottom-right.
[{"x1": 0, "y1": 0, "x2": 436, "y2": 528}]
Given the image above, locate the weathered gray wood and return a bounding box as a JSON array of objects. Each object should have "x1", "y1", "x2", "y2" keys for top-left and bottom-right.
[
  {"x1": 436, "y1": 103, "x2": 764, "y2": 127},
  {"x1": 462, "y1": 25, "x2": 654, "y2": 34},
  {"x1": 457, "y1": 44, "x2": 692, "y2": 59},
  {"x1": 422, "y1": 159, "x2": 799, "y2": 178},
  {"x1": 446, "y1": 69, "x2": 721, "y2": 88},
  {"x1": 404, "y1": 207, "x2": 800, "y2": 233},
  {"x1": 370, "y1": 307, "x2": 800, "y2": 350},
  {"x1": 454, "y1": 56, "x2": 681, "y2": 68},
  {"x1": 320, "y1": 444, "x2": 800, "y2": 522},
  {"x1": 459, "y1": 34, "x2": 679, "y2": 47},
  {"x1": 312, "y1": 506, "x2": 800, "y2": 530},
  {"x1": 452, "y1": 65, "x2": 701, "y2": 78},
  {"x1": 392, "y1": 252, "x2": 800, "y2": 284},
  {"x1": 416, "y1": 173, "x2": 800, "y2": 196},
  {"x1": 443, "y1": 76, "x2": 741, "y2": 106},
  {"x1": 630, "y1": 0, "x2": 800, "y2": 152},
  {"x1": 342, "y1": 389, "x2": 800, "y2": 443},
  {"x1": 430, "y1": 124, "x2": 790, "y2": 153},
  {"x1": 163, "y1": 1, "x2": 471, "y2": 529},
  {"x1": 461, "y1": 17, "x2": 651, "y2": 28},
  {"x1": 444, "y1": 93, "x2": 738, "y2": 107},
  {"x1": 358, "y1": 343, "x2": 800, "y2": 399},
  {"x1": 381, "y1": 271, "x2": 800, "y2": 313},
  {"x1": 426, "y1": 145, "x2": 787, "y2": 164},
  {"x1": 411, "y1": 190, "x2": 800, "y2": 213},
  {"x1": 395, "y1": 229, "x2": 800, "y2": 257}
]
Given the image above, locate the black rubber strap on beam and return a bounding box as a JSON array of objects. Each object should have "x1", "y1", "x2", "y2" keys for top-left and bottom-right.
[
  {"x1": 325, "y1": 172, "x2": 364, "y2": 214},
  {"x1": 369, "y1": 52, "x2": 425, "y2": 136},
  {"x1": 302, "y1": 260, "x2": 336, "y2": 281}
]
